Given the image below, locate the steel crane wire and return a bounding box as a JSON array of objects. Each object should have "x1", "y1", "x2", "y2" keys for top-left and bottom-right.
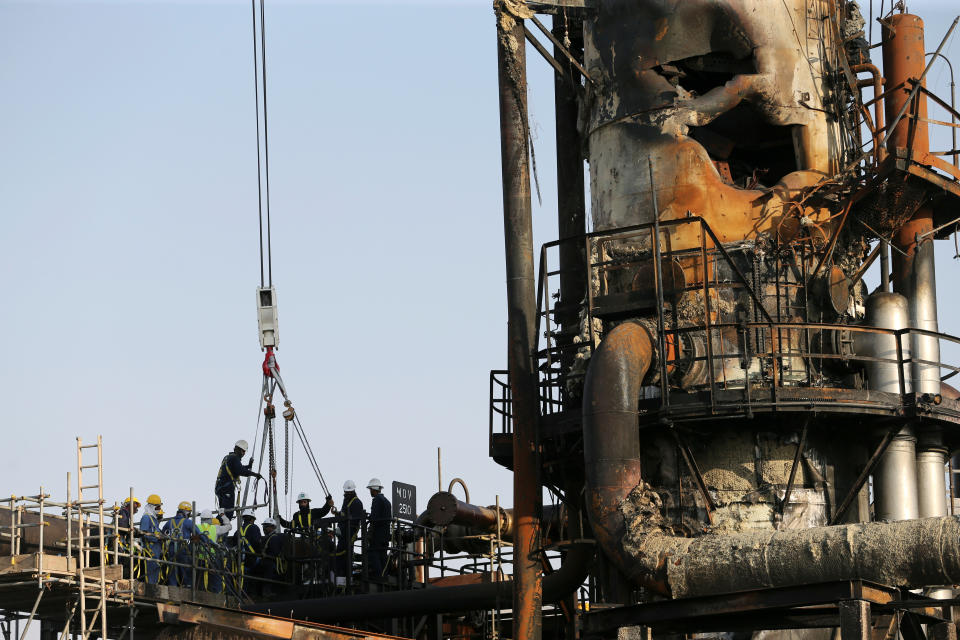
[
  {"x1": 251, "y1": 0, "x2": 270, "y2": 288},
  {"x1": 239, "y1": 0, "x2": 332, "y2": 520}
]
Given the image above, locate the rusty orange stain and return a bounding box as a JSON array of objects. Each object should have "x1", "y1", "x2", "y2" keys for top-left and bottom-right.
[{"x1": 654, "y1": 17, "x2": 669, "y2": 40}]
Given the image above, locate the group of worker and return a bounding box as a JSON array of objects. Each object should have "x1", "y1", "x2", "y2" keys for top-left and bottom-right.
[{"x1": 113, "y1": 439, "x2": 393, "y2": 593}]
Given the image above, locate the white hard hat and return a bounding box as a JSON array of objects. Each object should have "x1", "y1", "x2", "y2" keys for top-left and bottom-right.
[
  {"x1": 263, "y1": 517, "x2": 277, "y2": 527},
  {"x1": 235, "y1": 439, "x2": 249, "y2": 452},
  {"x1": 296, "y1": 491, "x2": 311, "y2": 502},
  {"x1": 200, "y1": 510, "x2": 214, "y2": 520},
  {"x1": 343, "y1": 480, "x2": 356, "y2": 492},
  {"x1": 366, "y1": 478, "x2": 383, "y2": 490}
]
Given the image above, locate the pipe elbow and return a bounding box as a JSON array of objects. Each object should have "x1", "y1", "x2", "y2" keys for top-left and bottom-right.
[{"x1": 582, "y1": 321, "x2": 654, "y2": 585}]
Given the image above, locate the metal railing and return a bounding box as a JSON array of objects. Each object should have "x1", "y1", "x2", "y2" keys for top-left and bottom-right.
[{"x1": 490, "y1": 216, "x2": 960, "y2": 433}]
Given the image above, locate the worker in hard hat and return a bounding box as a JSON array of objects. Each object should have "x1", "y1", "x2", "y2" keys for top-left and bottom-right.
[
  {"x1": 161, "y1": 501, "x2": 197, "y2": 588},
  {"x1": 117, "y1": 496, "x2": 141, "y2": 530},
  {"x1": 113, "y1": 496, "x2": 140, "y2": 570},
  {"x1": 275, "y1": 491, "x2": 335, "y2": 535},
  {"x1": 215, "y1": 439, "x2": 263, "y2": 522},
  {"x1": 196, "y1": 509, "x2": 231, "y2": 593},
  {"x1": 260, "y1": 518, "x2": 287, "y2": 595},
  {"x1": 333, "y1": 480, "x2": 365, "y2": 577},
  {"x1": 366, "y1": 478, "x2": 392, "y2": 578},
  {"x1": 140, "y1": 494, "x2": 164, "y2": 584},
  {"x1": 234, "y1": 510, "x2": 262, "y2": 594}
]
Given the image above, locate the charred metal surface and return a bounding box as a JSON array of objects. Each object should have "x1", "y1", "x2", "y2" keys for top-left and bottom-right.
[
  {"x1": 583, "y1": 0, "x2": 847, "y2": 247},
  {"x1": 621, "y1": 509, "x2": 960, "y2": 599},
  {"x1": 553, "y1": 10, "x2": 587, "y2": 355},
  {"x1": 490, "y1": 0, "x2": 960, "y2": 634}
]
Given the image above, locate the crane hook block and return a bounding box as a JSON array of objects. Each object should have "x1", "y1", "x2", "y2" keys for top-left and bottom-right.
[{"x1": 257, "y1": 287, "x2": 279, "y2": 349}]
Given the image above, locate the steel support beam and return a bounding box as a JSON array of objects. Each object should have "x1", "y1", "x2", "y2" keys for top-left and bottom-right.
[
  {"x1": 496, "y1": 3, "x2": 543, "y2": 639},
  {"x1": 552, "y1": 12, "x2": 586, "y2": 348},
  {"x1": 839, "y1": 600, "x2": 871, "y2": 640}
]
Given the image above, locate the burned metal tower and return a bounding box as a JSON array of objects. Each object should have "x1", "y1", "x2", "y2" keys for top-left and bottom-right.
[{"x1": 492, "y1": 0, "x2": 960, "y2": 638}]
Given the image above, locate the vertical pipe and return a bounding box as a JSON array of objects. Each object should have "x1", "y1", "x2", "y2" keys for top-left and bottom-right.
[
  {"x1": 97, "y1": 436, "x2": 106, "y2": 640},
  {"x1": 128, "y1": 488, "x2": 134, "y2": 592},
  {"x1": 496, "y1": 3, "x2": 543, "y2": 638},
  {"x1": 873, "y1": 425, "x2": 920, "y2": 521},
  {"x1": 9, "y1": 497, "x2": 14, "y2": 558},
  {"x1": 882, "y1": 16, "x2": 940, "y2": 537},
  {"x1": 917, "y1": 430, "x2": 951, "y2": 602},
  {"x1": 881, "y1": 23, "x2": 946, "y2": 597},
  {"x1": 882, "y1": 14, "x2": 929, "y2": 158},
  {"x1": 860, "y1": 293, "x2": 919, "y2": 521},
  {"x1": 917, "y1": 439, "x2": 948, "y2": 518},
  {"x1": 66, "y1": 473, "x2": 71, "y2": 568},
  {"x1": 38, "y1": 487, "x2": 44, "y2": 589},
  {"x1": 880, "y1": 241, "x2": 890, "y2": 292},
  {"x1": 191, "y1": 500, "x2": 197, "y2": 601},
  {"x1": 552, "y1": 13, "x2": 586, "y2": 355},
  {"x1": 883, "y1": 14, "x2": 940, "y2": 398},
  {"x1": 76, "y1": 439, "x2": 85, "y2": 635}
]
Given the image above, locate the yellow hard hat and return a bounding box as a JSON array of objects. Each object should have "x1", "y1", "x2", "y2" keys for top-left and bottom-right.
[
  {"x1": 123, "y1": 497, "x2": 141, "y2": 506},
  {"x1": 147, "y1": 494, "x2": 162, "y2": 505},
  {"x1": 212, "y1": 518, "x2": 221, "y2": 526},
  {"x1": 156, "y1": 508, "x2": 164, "y2": 517},
  {"x1": 178, "y1": 501, "x2": 192, "y2": 512}
]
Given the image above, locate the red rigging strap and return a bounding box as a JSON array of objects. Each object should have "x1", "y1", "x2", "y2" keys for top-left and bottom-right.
[
  {"x1": 262, "y1": 347, "x2": 278, "y2": 378},
  {"x1": 261, "y1": 347, "x2": 288, "y2": 400}
]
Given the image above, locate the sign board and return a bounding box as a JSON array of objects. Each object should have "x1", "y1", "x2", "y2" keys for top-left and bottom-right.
[{"x1": 392, "y1": 481, "x2": 417, "y2": 522}]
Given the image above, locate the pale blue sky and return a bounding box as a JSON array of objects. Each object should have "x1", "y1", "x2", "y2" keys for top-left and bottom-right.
[{"x1": 1, "y1": 1, "x2": 958, "y2": 521}]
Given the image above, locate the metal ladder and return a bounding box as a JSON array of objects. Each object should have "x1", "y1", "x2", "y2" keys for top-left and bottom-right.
[{"x1": 75, "y1": 436, "x2": 108, "y2": 640}]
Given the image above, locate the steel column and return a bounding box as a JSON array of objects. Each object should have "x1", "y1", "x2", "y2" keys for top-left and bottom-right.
[
  {"x1": 496, "y1": 3, "x2": 543, "y2": 639},
  {"x1": 917, "y1": 430, "x2": 951, "y2": 601},
  {"x1": 552, "y1": 13, "x2": 586, "y2": 346},
  {"x1": 839, "y1": 600, "x2": 871, "y2": 640},
  {"x1": 873, "y1": 426, "x2": 920, "y2": 521}
]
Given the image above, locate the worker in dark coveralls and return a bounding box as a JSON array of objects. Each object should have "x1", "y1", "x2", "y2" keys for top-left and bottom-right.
[
  {"x1": 275, "y1": 490, "x2": 335, "y2": 534},
  {"x1": 260, "y1": 517, "x2": 287, "y2": 595},
  {"x1": 215, "y1": 439, "x2": 262, "y2": 521},
  {"x1": 234, "y1": 510, "x2": 263, "y2": 594},
  {"x1": 366, "y1": 478, "x2": 391, "y2": 578},
  {"x1": 333, "y1": 480, "x2": 365, "y2": 577}
]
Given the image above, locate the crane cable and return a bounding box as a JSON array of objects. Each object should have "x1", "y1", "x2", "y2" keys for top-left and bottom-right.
[
  {"x1": 241, "y1": 0, "x2": 332, "y2": 517},
  {"x1": 252, "y1": 0, "x2": 272, "y2": 288}
]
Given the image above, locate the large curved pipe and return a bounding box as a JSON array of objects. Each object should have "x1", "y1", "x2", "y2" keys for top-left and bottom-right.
[
  {"x1": 584, "y1": 321, "x2": 960, "y2": 599},
  {"x1": 244, "y1": 540, "x2": 594, "y2": 623},
  {"x1": 582, "y1": 321, "x2": 654, "y2": 586}
]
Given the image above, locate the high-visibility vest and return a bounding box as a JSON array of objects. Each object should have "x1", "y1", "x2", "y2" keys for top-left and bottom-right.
[
  {"x1": 198, "y1": 522, "x2": 217, "y2": 543},
  {"x1": 197, "y1": 522, "x2": 217, "y2": 559},
  {"x1": 293, "y1": 511, "x2": 312, "y2": 531}
]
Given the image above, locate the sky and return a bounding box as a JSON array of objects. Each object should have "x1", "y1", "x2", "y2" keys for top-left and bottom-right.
[{"x1": 1, "y1": 0, "x2": 959, "y2": 528}]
